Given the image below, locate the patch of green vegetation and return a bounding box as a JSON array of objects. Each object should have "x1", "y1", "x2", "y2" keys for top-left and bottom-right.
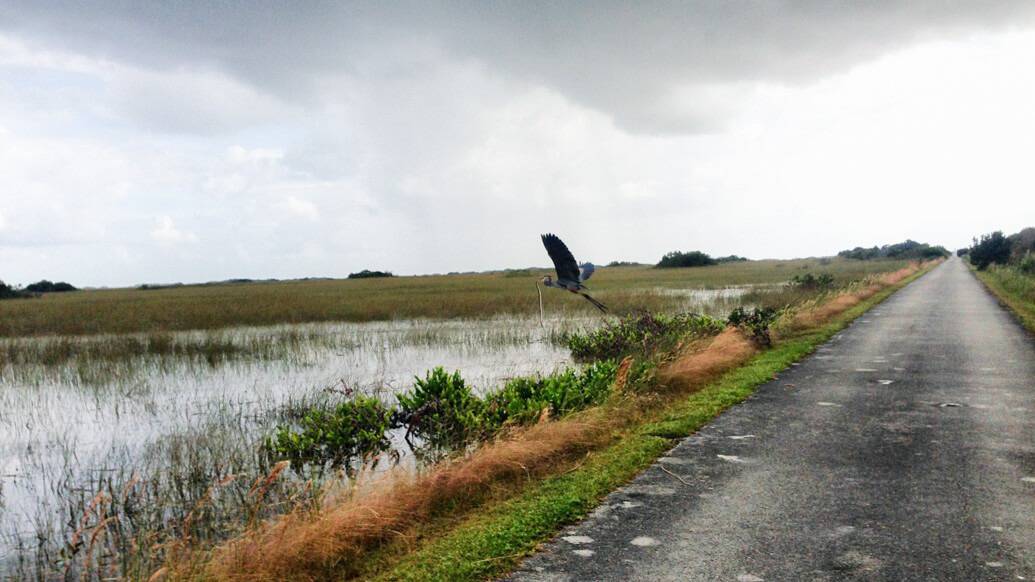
[
  {"x1": 396, "y1": 368, "x2": 488, "y2": 450},
  {"x1": 366, "y1": 264, "x2": 932, "y2": 582},
  {"x1": 484, "y1": 360, "x2": 620, "y2": 426},
  {"x1": 726, "y1": 306, "x2": 780, "y2": 346},
  {"x1": 790, "y1": 272, "x2": 835, "y2": 290},
  {"x1": 567, "y1": 312, "x2": 725, "y2": 362},
  {"x1": 265, "y1": 395, "x2": 394, "y2": 469},
  {"x1": 970, "y1": 231, "x2": 1014, "y2": 270},
  {"x1": 265, "y1": 361, "x2": 625, "y2": 467},
  {"x1": 974, "y1": 266, "x2": 1035, "y2": 333}
]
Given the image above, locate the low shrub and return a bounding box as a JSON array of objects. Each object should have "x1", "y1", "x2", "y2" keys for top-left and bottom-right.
[
  {"x1": 567, "y1": 311, "x2": 725, "y2": 362},
  {"x1": 265, "y1": 396, "x2": 394, "y2": 469},
  {"x1": 790, "y1": 272, "x2": 835, "y2": 290},
  {"x1": 484, "y1": 360, "x2": 619, "y2": 426},
  {"x1": 396, "y1": 367, "x2": 486, "y2": 450},
  {"x1": 970, "y1": 231, "x2": 1012, "y2": 270},
  {"x1": 726, "y1": 306, "x2": 779, "y2": 346}
]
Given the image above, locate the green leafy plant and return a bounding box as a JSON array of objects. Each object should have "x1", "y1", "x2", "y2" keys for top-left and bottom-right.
[
  {"x1": 727, "y1": 306, "x2": 779, "y2": 346},
  {"x1": 396, "y1": 367, "x2": 486, "y2": 450},
  {"x1": 567, "y1": 311, "x2": 725, "y2": 362},
  {"x1": 970, "y1": 231, "x2": 1012, "y2": 270},
  {"x1": 265, "y1": 395, "x2": 394, "y2": 469},
  {"x1": 485, "y1": 360, "x2": 619, "y2": 426},
  {"x1": 790, "y1": 272, "x2": 835, "y2": 290}
]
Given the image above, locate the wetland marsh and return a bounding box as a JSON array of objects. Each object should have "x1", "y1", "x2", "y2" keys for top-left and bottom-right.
[{"x1": 0, "y1": 259, "x2": 908, "y2": 579}]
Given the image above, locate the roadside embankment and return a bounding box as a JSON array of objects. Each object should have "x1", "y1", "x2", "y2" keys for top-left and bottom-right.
[{"x1": 972, "y1": 264, "x2": 1035, "y2": 333}]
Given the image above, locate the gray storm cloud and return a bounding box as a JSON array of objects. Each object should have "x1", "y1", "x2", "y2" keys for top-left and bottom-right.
[{"x1": 4, "y1": 1, "x2": 1035, "y2": 133}]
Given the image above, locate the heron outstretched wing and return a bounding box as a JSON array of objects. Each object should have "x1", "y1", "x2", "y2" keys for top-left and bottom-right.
[
  {"x1": 541, "y1": 234, "x2": 580, "y2": 282},
  {"x1": 579, "y1": 262, "x2": 595, "y2": 282}
]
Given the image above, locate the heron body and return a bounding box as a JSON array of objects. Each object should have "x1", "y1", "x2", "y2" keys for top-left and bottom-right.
[{"x1": 540, "y1": 233, "x2": 608, "y2": 313}]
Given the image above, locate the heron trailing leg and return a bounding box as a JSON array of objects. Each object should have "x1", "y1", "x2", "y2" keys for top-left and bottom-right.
[
  {"x1": 535, "y1": 279, "x2": 545, "y2": 328},
  {"x1": 579, "y1": 291, "x2": 608, "y2": 313}
]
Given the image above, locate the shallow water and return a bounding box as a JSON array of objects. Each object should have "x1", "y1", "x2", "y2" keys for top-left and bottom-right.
[{"x1": 0, "y1": 316, "x2": 586, "y2": 577}]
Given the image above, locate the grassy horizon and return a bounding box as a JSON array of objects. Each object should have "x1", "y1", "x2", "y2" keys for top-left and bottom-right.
[{"x1": 1, "y1": 258, "x2": 910, "y2": 338}]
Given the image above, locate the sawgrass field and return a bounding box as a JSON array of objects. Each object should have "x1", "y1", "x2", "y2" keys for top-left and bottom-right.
[{"x1": 0, "y1": 257, "x2": 911, "y2": 338}]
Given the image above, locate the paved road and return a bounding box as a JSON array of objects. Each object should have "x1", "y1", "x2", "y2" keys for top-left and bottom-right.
[{"x1": 509, "y1": 258, "x2": 1035, "y2": 581}]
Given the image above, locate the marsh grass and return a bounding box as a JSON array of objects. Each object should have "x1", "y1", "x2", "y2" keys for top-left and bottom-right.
[{"x1": 0, "y1": 259, "x2": 909, "y2": 337}]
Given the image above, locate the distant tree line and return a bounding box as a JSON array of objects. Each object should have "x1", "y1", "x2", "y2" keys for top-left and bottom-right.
[
  {"x1": 348, "y1": 269, "x2": 394, "y2": 279},
  {"x1": 837, "y1": 240, "x2": 949, "y2": 261},
  {"x1": 606, "y1": 260, "x2": 645, "y2": 268},
  {"x1": 656, "y1": 251, "x2": 717, "y2": 268},
  {"x1": 0, "y1": 279, "x2": 78, "y2": 300},
  {"x1": 25, "y1": 280, "x2": 77, "y2": 293},
  {"x1": 655, "y1": 251, "x2": 751, "y2": 269},
  {"x1": 968, "y1": 227, "x2": 1035, "y2": 272},
  {"x1": 716, "y1": 255, "x2": 749, "y2": 263}
]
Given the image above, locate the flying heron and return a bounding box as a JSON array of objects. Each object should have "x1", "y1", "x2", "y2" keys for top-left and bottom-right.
[{"x1": 539, "y1": 233, "x2": 608, "y2": 313}]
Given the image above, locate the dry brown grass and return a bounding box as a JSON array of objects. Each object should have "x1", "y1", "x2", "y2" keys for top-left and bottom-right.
[
  {"x1": 657, "y1": 328, "x2": 758, "y2": 392},
  {"x1": 783, "y1": 261, "x2": 933, "y2": 331},
  {"x1": 198, "y1": 414, "x2": 621, "y2": 581}
]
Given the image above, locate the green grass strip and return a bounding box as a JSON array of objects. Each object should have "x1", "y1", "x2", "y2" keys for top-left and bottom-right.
[
  {"x1": 973, "y1": 268, "x2": 1035, "y2": 333},
  {"x1": 368, "y1": 266, "x2": 933, "y2": 582}
]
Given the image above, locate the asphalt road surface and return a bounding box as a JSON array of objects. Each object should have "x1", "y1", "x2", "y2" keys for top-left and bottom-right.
[{"x1": 508, "y1": 258, "x2": 1035, "y2": 581}]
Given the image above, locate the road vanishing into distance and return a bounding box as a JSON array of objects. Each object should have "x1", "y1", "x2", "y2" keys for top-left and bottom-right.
[{"x1": 509, "y1": 258, "x2": 1035, "y2": 581}]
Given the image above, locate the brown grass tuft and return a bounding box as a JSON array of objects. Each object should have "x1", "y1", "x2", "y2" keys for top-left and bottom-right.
[{"x1": 658, "y1": 328, "x2": 758, "y2": 392}]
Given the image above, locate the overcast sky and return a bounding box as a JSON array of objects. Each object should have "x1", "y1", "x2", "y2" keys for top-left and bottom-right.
[{"x1": 2, "y1": 2, "x2": 1035, "y2": 287}]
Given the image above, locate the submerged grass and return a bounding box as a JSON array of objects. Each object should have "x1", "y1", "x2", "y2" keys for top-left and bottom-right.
[
  {"x1": 0, "y1": 258, "x2": 909, "y2": 337},
  {"x1": 185, "y1": 261, "x2": 935, "y2": 582}
]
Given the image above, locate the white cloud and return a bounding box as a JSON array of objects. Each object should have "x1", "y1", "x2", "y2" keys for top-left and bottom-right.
[
  {"x1": 282, "y1": 196, "x2": 319, "y2": 221},
  {"x1": 0, "y1": 209, "x2": 7, "y2": 231},
  {"x1": 150, "y1": 216, "x2": 197, "y2": 244}
]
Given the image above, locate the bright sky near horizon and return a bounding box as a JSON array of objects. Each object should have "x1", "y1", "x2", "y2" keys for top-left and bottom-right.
[{"x1": 1, "y1": 2, "x2": 1034, "y2": 287}]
